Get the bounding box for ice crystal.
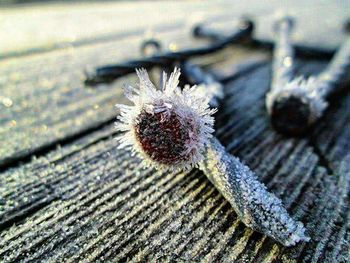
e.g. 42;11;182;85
115;68;216;170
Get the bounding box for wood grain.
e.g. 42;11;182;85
1;60;349;262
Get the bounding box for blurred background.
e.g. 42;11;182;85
1;0;349;59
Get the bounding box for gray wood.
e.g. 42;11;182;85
1;60;349;262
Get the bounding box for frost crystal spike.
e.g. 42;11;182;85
115;67;309;246
182;61;224;108
267;16;350;135
140;37;224;108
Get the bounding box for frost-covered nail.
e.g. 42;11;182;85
115;67;309;246
201;137;309;246
116;68;216;170
266;16;304;135
267;17;350;135
270;16;296;91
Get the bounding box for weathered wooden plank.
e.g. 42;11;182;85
1;61;349;262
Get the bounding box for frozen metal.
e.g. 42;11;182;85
200;137;309;246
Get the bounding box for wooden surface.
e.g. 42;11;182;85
1;1;350;262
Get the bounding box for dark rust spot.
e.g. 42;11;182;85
271;96;311;136
135;110;193;165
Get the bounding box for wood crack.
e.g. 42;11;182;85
307;135;334;175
